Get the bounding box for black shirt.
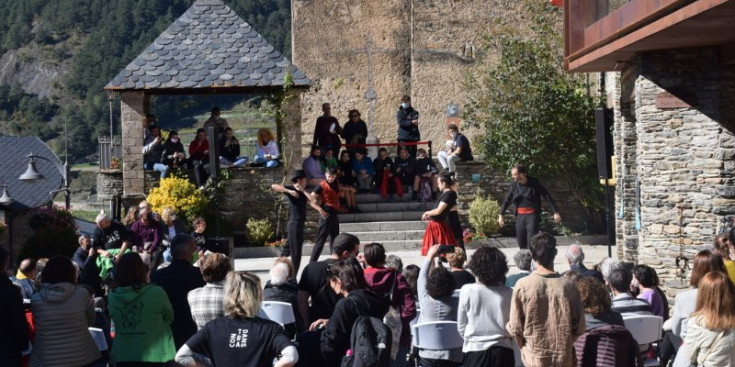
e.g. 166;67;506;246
283;185;308;221
451;270;476;290
454;133;473;161
297;258;340;320
338;160;355;186
394;155;415;177
342;119;368;145
185;316;293;367
430;190;457;221
93;221;130;250
192;232;207;251
500;176;558;215
414;157;437;175
151;259;206;348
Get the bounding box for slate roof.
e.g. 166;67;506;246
0;136;64;210
104;0;310;92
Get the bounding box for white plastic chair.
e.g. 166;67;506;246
89;327;108;352
261;301;296;326
622;314;663;345
452;289;461;298
412;321;464;350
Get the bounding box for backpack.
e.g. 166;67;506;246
419;178;433;202
341;315;392;367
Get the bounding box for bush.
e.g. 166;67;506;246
147;177;209;228
19;206;79;259
246;218;274;246
469;195;501;236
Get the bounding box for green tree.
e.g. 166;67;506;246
464;0;602;231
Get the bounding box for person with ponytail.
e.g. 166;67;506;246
420;174;458;256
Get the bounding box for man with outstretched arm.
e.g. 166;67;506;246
271;169;311;275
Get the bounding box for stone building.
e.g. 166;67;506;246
564;0;735;285
291;0;523;155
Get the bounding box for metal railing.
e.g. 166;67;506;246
98;136;122;169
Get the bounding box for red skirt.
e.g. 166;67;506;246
421;220;457;256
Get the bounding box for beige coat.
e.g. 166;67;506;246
673;316;735;367
30;282;100;367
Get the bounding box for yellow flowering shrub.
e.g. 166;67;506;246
147;177;209;225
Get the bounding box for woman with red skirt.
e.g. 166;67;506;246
420;174;458;256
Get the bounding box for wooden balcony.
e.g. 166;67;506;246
564;0;735;72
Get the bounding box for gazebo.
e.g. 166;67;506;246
104;0;310;198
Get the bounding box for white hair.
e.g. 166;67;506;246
565;244;584;265
95;210;109;224
269;262;290;286
598;257;624;282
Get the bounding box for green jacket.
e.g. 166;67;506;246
109;283;175;363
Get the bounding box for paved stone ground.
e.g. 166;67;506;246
235;238;614;284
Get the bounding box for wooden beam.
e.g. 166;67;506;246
722;42;735;65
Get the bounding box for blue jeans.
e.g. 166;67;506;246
220;156;248;167
144;161;169;178
254;156;279;168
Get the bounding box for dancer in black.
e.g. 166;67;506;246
271;170;312;275
498;164;561;249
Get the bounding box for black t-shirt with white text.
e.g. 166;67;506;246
283;185;308;221
192;231;207;251
185;316;292;367
93;221;130;250
430;190;457;221
297;258;340;320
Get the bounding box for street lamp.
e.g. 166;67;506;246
18;153;71;210
0;185;14;206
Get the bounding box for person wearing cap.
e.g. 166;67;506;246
272;170;312;274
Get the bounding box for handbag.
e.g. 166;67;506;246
688;330;726;367
383;271;402;360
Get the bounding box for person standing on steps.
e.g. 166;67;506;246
271;170;312;275
313;103;343;153
397;95;420;157
498;164;561;249
309;167;347;263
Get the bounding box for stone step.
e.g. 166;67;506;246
355;193;416;204
340;221;428;232
355;201;434;212
338;211;424;223
349;230;426;242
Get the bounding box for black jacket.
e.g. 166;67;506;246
0;276;29;366
219;136;241;162
151;259;205;348
500;176;558;215
72;247;104;297
396;106;420;141
264;280;305;333
342;119;368;145
161;140;186;166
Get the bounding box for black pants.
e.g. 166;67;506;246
310;212;339;263
398;139;418;157
281;220;305;275
192;159;209;187
515;213;540;249
659;330;682;367
463;346;514;367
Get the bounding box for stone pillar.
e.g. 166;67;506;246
281;90;303;171
120;91;149;196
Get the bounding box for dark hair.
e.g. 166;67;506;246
0;246;9;271
378;148;387;154
114;252;148;290
322;103;330;109
170;234;195;260
575;276;611;316
402;95;411;102
426;265;455;298
529;232;557;268
438;174;454;188
690;250;726;287
41;256;77;284
340;150;350;159
513;164;527;174
325;147;335;154
609;268;632;293
200;253;231;283
402;265;420;297
729;227;735;249
168;130;179;139
348;109;360;118
325;166;339;176
364;243;386;267
224;127;233;133
196;128;206;135
148;124;159;133
447;124;458;132
19;258;38;275
714;234;730;258
632;264;658;288
310;145;321;154
333;233;360;256
468;246;508;286
212;107;221;113
329;257;366;292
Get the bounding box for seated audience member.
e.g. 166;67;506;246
402;264;420;301
673;272;735;367
506;232;585;367
30;256;101;367
142;125;169;178
713;233;735;283
415;245;462;367
663;251;725;367
447;247;475;289
11;258;37;301
303;145;326;187
188;253;231;330
130;203;161;257
505;249;532;287
142;113;156;140
73;235;104;297
298;257;390;367
176;271;298;367
338;150;357;187
219;127;248;167
254;128;280;168
334;156;359;213
342;109;368;151
188;128;210;188
565;244;604;283
321;147;339;171
437;124;473;175
575;276;624;331
394;146;416;190
609;268;653;315
297;233;359;326
413;148;439;200
458;246;515;367
362;243;417;348
93;211;131;262
0;247;29;367
352;149;375;193
122;207;137;228
160;206;187;246
161;130;188;169
264;257;303;336
385;254;404;273
598;257;624;287
109;253;175;366
191;217;207;253
374;147;401;199
151;234;206;349
632;265;667;319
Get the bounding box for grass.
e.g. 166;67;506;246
72;209;98;223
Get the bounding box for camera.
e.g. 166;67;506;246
438;245;455;254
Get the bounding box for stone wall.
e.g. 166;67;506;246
97;170;123;201
218;167;288;233
120;92;149;195
613;48;735;284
